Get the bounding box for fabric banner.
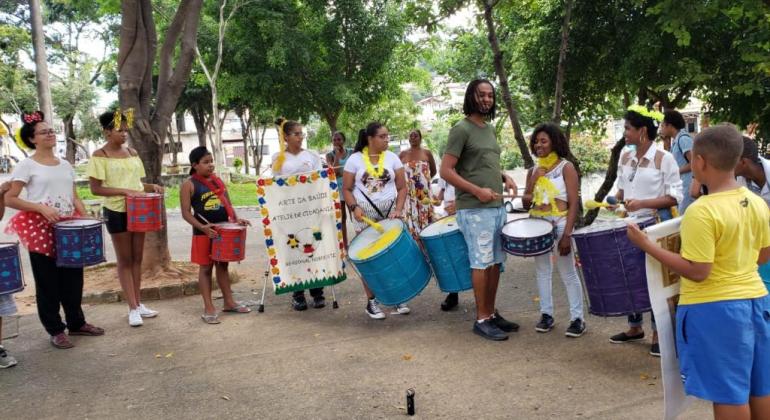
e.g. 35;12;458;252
644;218;697;420
256;168;346;294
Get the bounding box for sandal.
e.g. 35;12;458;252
201;313;221;324
222;303;251;314
69;323;105;336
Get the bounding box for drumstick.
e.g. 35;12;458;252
361;216;385;233
195;214;213;225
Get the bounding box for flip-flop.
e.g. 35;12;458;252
222;303;251;314
201;313;221;324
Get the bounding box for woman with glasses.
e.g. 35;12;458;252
343;122;408;319
271;118;326;311
608;106;683;357
5;111;104;349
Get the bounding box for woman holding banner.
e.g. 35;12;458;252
342;122;408;319
272;118;327;311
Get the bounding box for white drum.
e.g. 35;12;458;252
500;218;555;257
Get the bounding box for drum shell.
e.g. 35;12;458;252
211;224;247;262
350;220;431;305
54;220;106;268
501;219;555;257
0;243;24;295
126;194;163;232
420;219;472;293
572;218;655;316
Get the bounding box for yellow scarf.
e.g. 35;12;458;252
272;120;288;174
530;152;567;217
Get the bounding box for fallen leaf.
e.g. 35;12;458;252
165;352;174;358
155;354;161;358
221;395;231;401
402;353;413;361
640;373;649;380
533;296;540;302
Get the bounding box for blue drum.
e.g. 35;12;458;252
0;243;24;295
420;216;472;293
54;219;106;268
759;261;770;292
349;219;431;305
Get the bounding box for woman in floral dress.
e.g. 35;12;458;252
399;129;436;238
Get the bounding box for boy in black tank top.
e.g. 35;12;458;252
180;147;252;324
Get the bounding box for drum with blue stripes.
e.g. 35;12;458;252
420;216;472;293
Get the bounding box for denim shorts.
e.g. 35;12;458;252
456;206;507;269
676;294;770;404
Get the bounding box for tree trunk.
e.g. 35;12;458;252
480;0;534;168
191;107;207;147
255;123;267;173
118;0;203;273
325;113;338;134
29;0;54;123
552;0;573;123
583;137;626;225
236;108;250;175
63;114;77;163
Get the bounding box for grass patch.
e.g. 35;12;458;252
76;182;257;210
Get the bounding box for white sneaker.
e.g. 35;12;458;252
138;303;159;318
0;345;17;369
393;303;411;315
128;309;143;327
365;299;386;319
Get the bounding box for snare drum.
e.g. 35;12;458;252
572;217;655;316
127;193;163;232
419;216;472;293
349;219;431;305
501;218;555;257
211;223;247;262
0;243;24;295
54;219;106;268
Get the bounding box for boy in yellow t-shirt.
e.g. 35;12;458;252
627;124;770;420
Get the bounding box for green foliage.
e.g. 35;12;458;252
0;24;37;115
568;135;610;174
233;157;243;173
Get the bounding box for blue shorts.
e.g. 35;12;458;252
456;206;507;270
676;295;770;404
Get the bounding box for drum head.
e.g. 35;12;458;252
349;219;403;258
419;216;459;238
506;212;530;224
215;222;245;231
55;219;102;228
502;218;552;238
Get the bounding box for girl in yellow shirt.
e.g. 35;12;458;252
86;110;164;328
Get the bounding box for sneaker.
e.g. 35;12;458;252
650;343;661;357
138;303;159;318
292;295;308;311
609;331;645;344
393;303;410;315
565;318;586;338
50;332;75;349
473;319;508;341
128;309;144;327
311;295;326;309
491;310;519;332
0;346;17;368
365;299;386;320
440;293;459;311
535;313;554;333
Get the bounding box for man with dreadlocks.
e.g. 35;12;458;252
439;79;519;341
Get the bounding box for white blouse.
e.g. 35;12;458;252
616;142;683;217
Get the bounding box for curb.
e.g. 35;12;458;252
82;272;241;305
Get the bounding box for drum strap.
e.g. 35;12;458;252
191;174;235;222
357;188;392;219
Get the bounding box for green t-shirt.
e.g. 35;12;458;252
444;118;503;210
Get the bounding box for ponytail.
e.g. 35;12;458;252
353;121;385;153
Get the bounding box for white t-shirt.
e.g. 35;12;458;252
344;151;403;203
271;150;322;176
11;157;76;216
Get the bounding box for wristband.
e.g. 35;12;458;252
349;203;359;212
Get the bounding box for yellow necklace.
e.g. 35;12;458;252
362;147;385;178
537;151;559;169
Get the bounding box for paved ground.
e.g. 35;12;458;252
0;209;712;419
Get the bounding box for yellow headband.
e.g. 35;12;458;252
112;107;135;129
627;105;664;123
272;119;288;173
